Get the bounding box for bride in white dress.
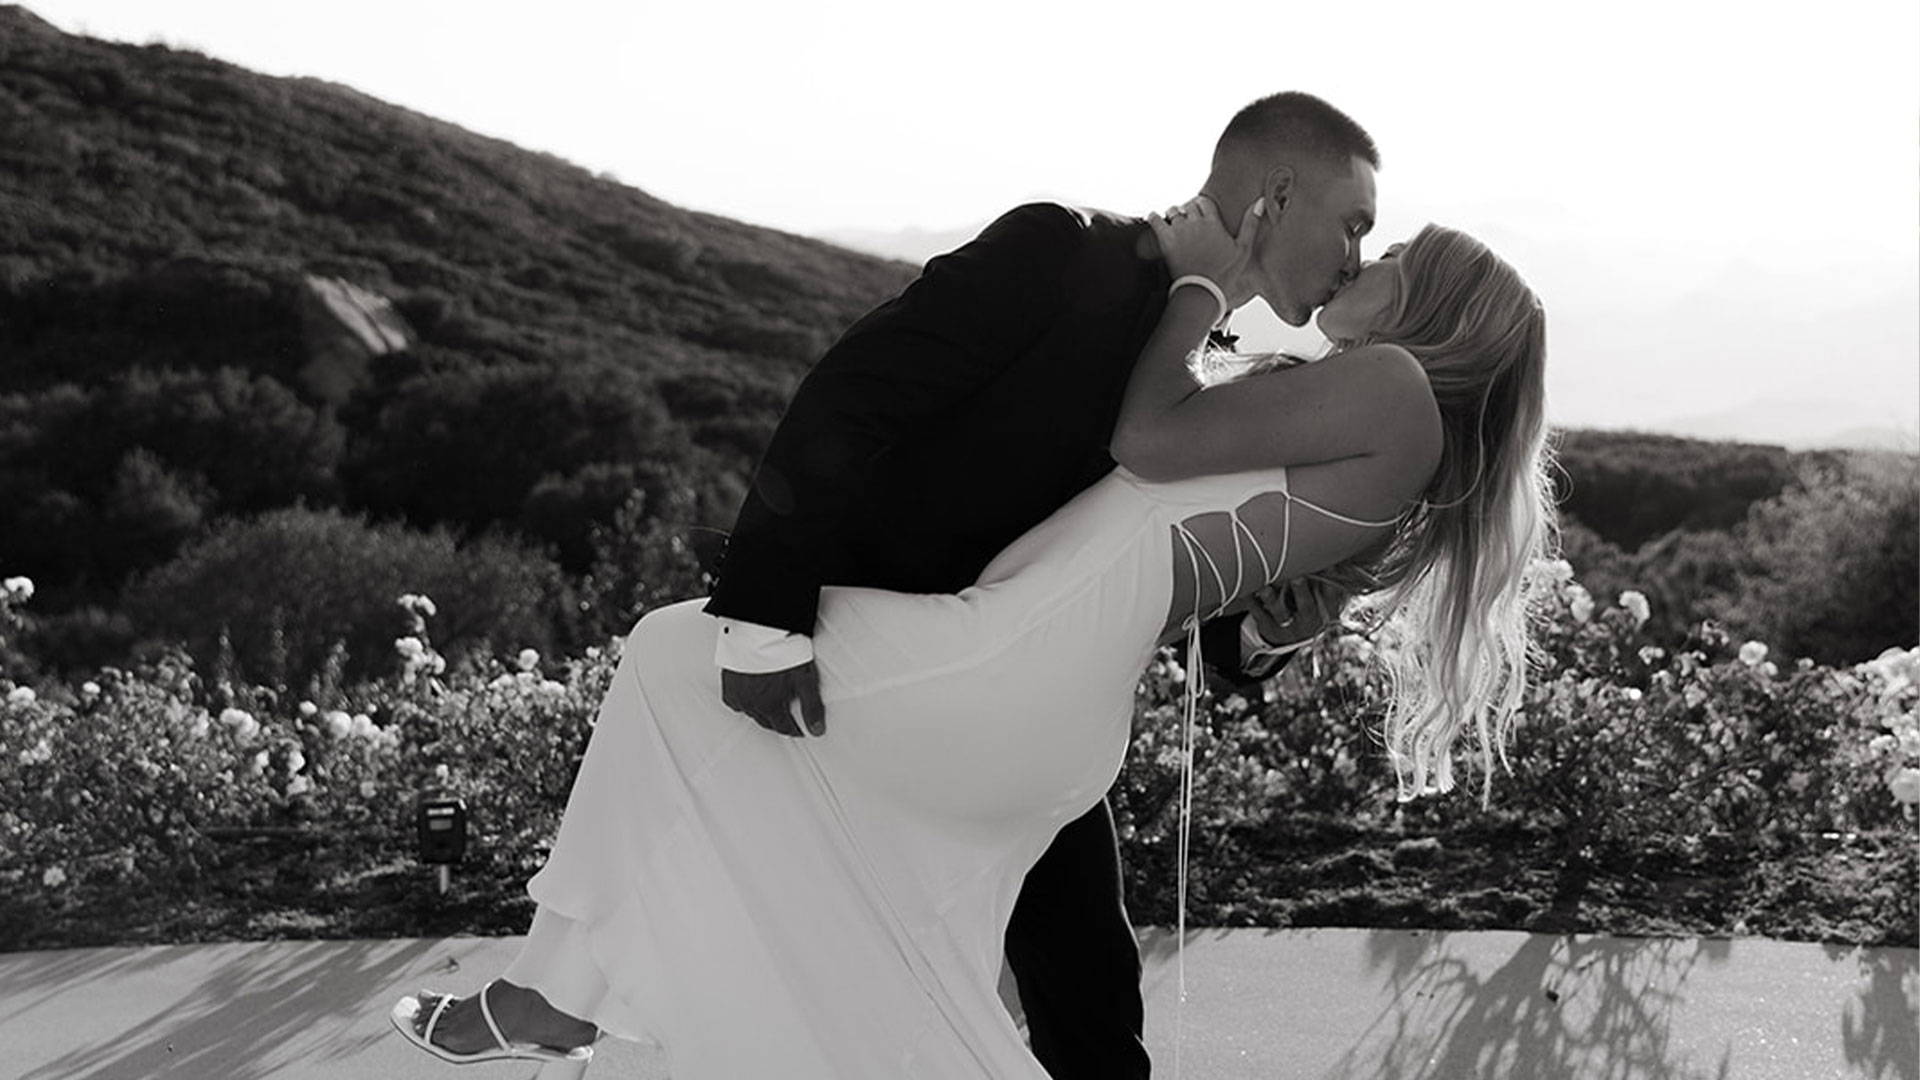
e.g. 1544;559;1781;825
389;199;1555;1078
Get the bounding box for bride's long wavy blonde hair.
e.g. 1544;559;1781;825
1220;224;1558;803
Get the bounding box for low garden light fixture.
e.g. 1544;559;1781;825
416;790;467;894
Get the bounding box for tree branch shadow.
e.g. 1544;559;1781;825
1315;931;1732;1080
16;938;443;1080
1839;943;1919;1080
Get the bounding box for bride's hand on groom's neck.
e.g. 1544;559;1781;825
1149;196;1266;309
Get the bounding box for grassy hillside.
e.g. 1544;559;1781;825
0;6;914;385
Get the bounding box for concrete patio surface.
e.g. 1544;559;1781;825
3;927;1914;1079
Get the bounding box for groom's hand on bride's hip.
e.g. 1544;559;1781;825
721;663;827;737
1248;576;1348;646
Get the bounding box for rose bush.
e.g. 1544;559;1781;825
1;569;1913;947
1112;559;1918;920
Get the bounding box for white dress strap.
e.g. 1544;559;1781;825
1283;491;1406;530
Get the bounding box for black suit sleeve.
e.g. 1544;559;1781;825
705;203;1086;635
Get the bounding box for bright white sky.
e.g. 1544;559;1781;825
27;0;1920;444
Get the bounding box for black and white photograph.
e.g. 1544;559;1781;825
1;1;1916;1077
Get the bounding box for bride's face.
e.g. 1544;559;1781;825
1315;242;1405;345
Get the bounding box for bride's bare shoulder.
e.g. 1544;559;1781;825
1328;343;1442;480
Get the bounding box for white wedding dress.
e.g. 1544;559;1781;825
500;462;1398;1079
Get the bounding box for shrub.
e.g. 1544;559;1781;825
577;487;714;639
0;601;617;945
342;360;681;532
1113;561;1920;909
1706;453;1919;666
122;506;573;685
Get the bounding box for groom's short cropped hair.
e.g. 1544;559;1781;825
1216;92;1380;170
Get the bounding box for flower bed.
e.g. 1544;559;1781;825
1;569;1915;951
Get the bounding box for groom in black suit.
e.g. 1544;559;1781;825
706;91;1380;1079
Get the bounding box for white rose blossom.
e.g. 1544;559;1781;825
517;649;541;672
80;681;101;698
1889;768;1920;806
7;686;35;705
3;576;33;601
1738;641;1769;667
287;774;312;797
325;711;351;740
1567;585;1594;623
1618;590;1650;627
42;866;65;888
299;701;319;717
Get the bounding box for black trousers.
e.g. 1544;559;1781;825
1004;796;1151;1080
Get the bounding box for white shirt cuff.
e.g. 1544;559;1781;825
714;617;815;673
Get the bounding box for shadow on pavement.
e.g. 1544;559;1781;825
1842;944;1920;1080
1330;932;1730;1080
17;939;441;1080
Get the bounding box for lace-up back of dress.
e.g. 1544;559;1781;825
1147;467;1406;636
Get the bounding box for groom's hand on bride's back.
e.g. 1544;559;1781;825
721;663;827;738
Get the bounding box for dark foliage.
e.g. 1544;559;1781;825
1550;429;1825;551
121;506;575;685
1561;452;1918;665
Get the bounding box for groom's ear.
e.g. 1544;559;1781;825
1263;164;1297;218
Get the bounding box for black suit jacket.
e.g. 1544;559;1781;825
705;202;1278;684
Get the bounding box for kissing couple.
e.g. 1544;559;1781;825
390;90;1555;1079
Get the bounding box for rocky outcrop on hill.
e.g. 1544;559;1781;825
295;275;412;403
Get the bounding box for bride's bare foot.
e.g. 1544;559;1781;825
411;979;599;1055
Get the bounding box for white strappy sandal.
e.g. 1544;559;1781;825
389;980;594;1077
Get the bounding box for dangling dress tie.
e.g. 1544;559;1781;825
1162;478;1401;1080
1168;507;1260;1080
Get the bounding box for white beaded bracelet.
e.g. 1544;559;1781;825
1168;274;1228;328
